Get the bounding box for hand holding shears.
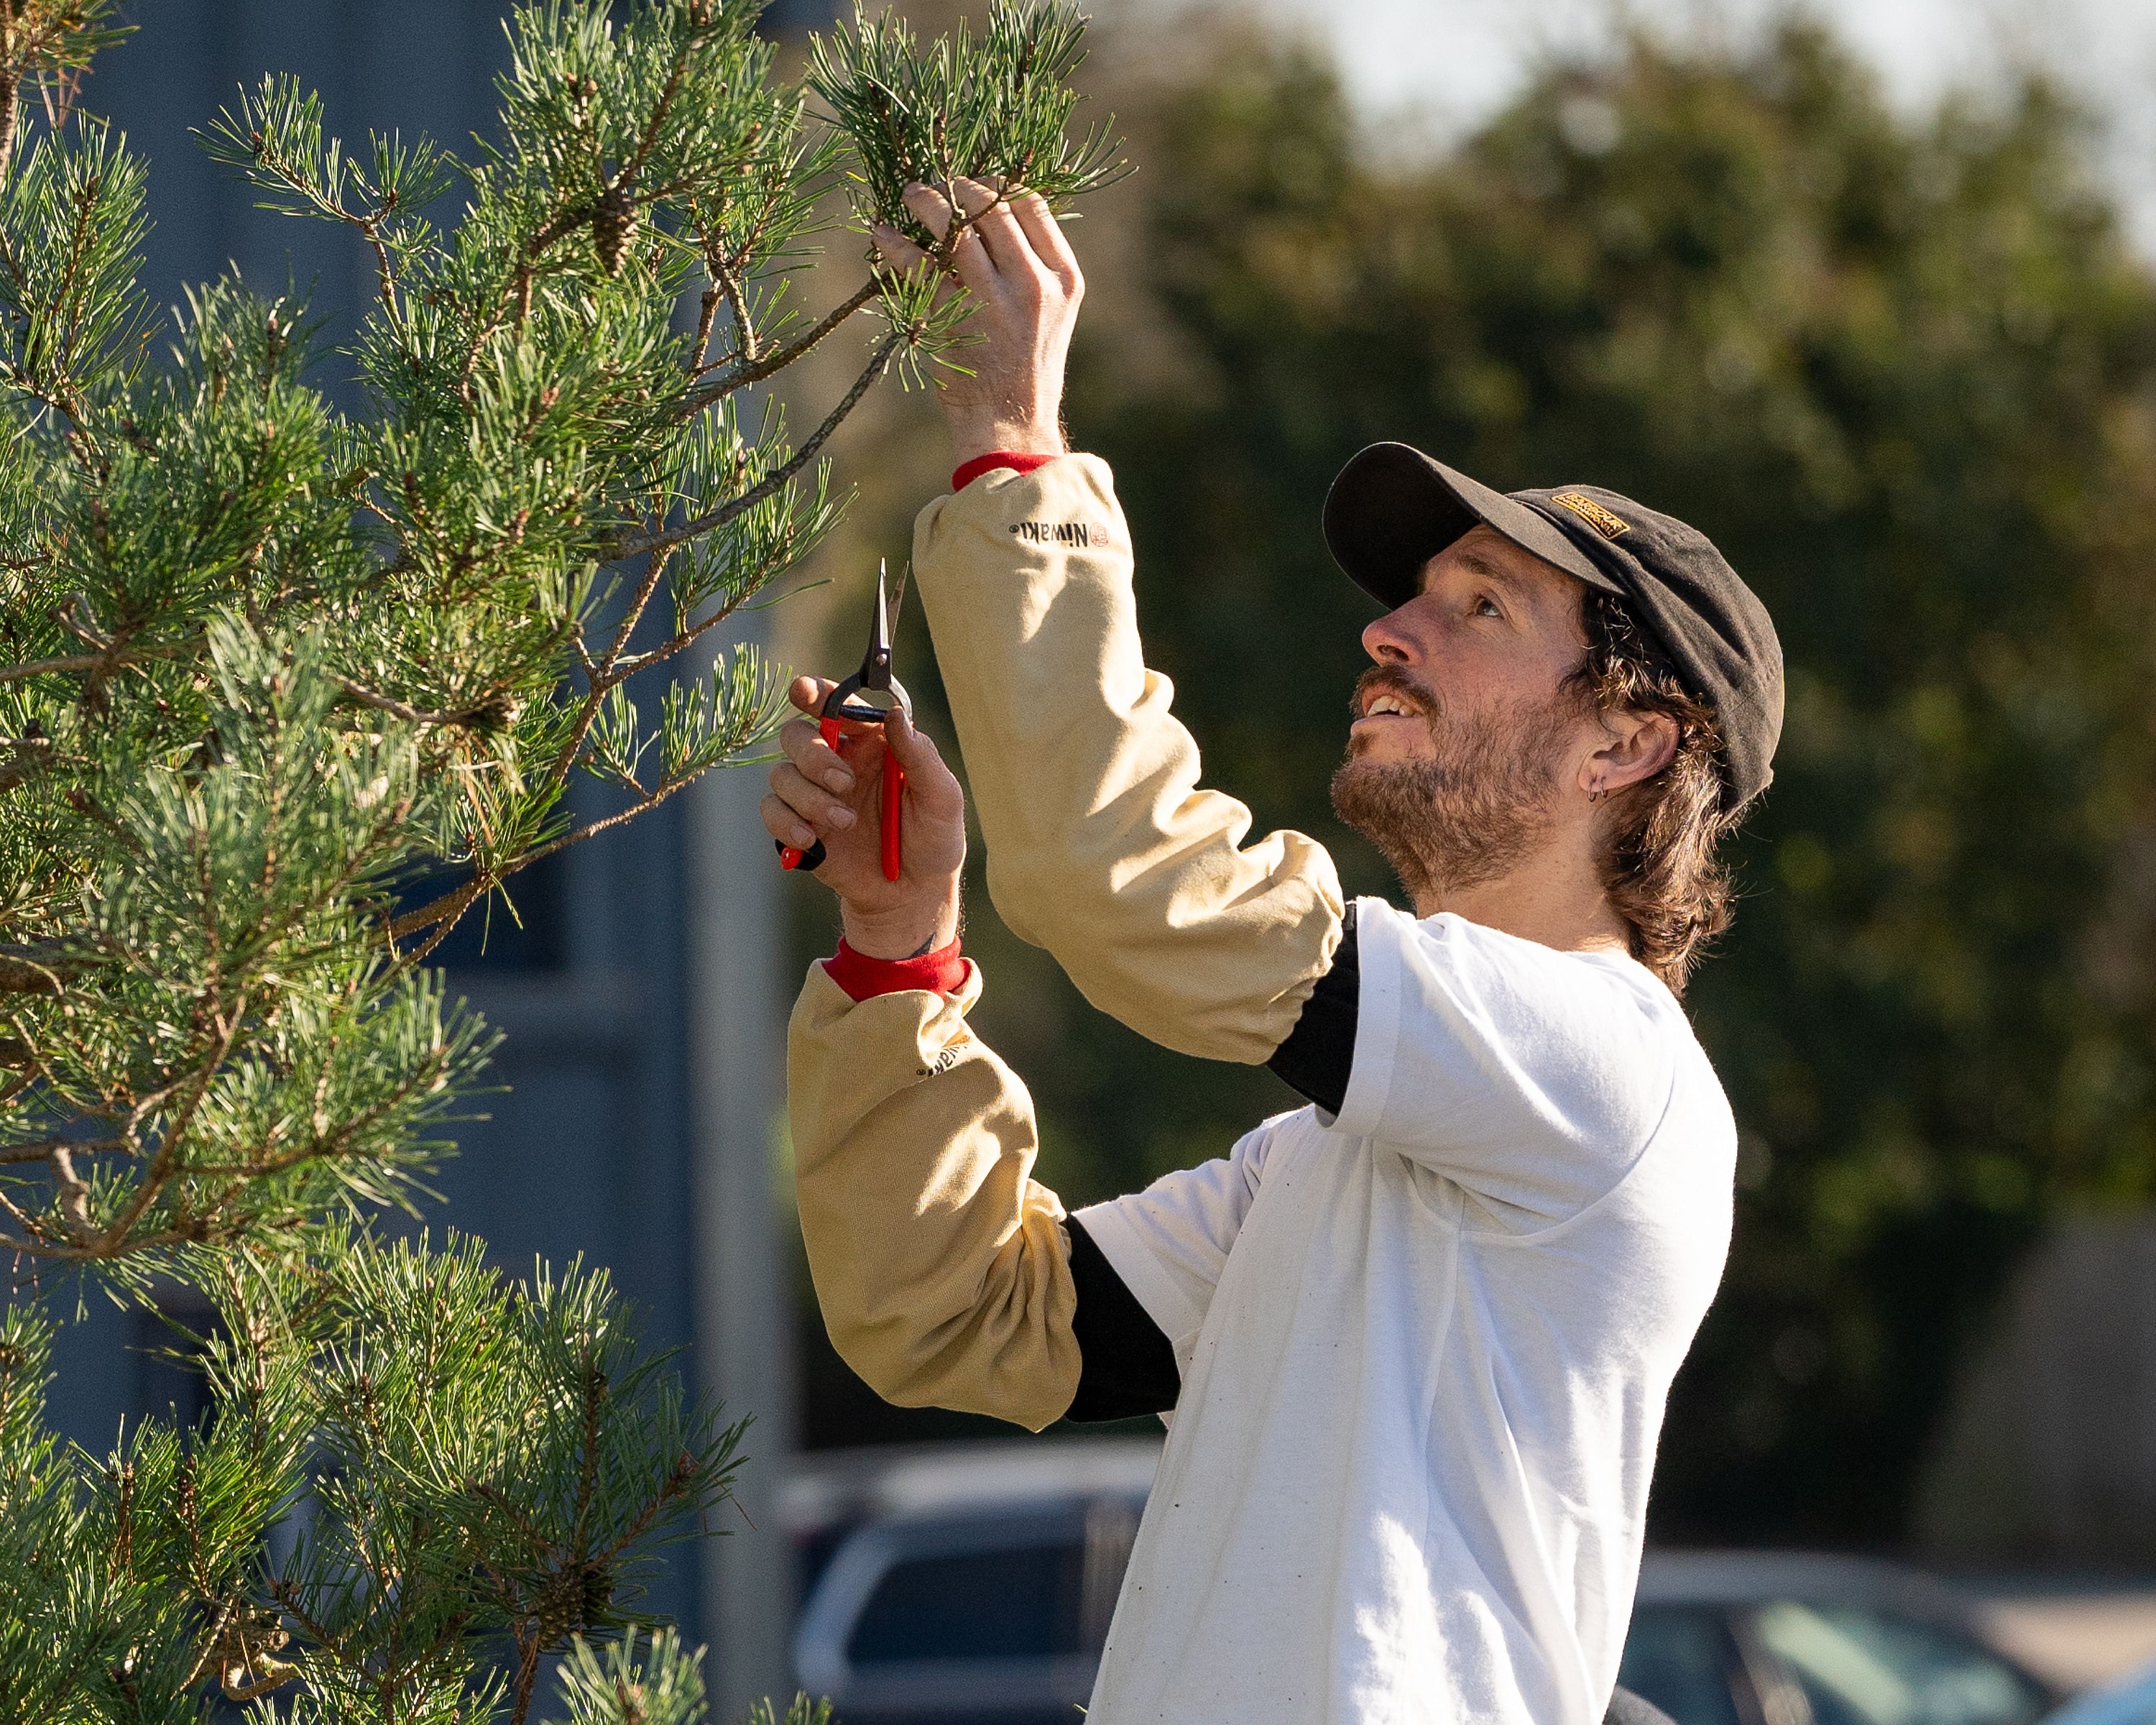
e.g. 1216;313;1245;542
764;561;967;954
775;559;912;880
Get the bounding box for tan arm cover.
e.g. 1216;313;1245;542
911;456;1344;1064
787;960;1079;1432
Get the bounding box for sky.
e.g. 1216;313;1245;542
1215;0;2156;248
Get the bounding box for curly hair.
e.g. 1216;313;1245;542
1565;590;1742;995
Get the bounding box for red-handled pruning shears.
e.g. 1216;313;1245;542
777;558;913;882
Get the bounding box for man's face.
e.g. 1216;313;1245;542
1331;525;1598;901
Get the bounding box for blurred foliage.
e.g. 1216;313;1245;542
844;17;2156;1535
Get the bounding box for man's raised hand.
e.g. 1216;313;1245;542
763;675;967;960
871;177;1082;467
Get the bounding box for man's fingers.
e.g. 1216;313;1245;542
903;182;1000;296
760;792;819;852
872;228;965;317
770;762;857;829
947;175;1001;220
784;684;888;788
915;208;997;297
946;224;999;297
779;715;854;793
949;177;1031;277
1009;191;1081;285
870;224;930;274
900;180;957;240
882;705;936;770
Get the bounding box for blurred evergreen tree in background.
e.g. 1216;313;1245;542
827;14;2156;1542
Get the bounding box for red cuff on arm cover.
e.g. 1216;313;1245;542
951;451;1059;492
822;937;969;1002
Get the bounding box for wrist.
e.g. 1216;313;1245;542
946;413;1065;469
840;887;961;961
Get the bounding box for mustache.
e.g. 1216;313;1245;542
1350;666;1442;723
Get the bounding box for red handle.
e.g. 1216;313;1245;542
881;753;904;882
779;714;901;880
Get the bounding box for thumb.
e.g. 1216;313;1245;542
883;707;952;784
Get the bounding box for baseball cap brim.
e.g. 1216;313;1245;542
1322;442;1623;610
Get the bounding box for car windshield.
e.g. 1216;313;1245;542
1749;1603;2049;1725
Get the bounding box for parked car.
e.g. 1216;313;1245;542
1623;1552;2057;1725
783;1439;1158;1725
782;1443;2057;1725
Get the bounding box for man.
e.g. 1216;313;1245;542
763;180;1781;1725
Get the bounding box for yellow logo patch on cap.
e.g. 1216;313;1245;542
1552;492;1631;540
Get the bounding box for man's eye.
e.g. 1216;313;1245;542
1473;596;1501;619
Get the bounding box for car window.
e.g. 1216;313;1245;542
1619;1605;1747;1725
845;1537;1088;1665
1749;1603;2047;1725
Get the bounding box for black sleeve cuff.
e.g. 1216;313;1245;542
1265;902;1359;1116
1065;1215;1180;1422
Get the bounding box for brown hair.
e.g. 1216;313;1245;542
1566;590;1741;995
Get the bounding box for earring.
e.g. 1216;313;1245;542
1589;782;1606;805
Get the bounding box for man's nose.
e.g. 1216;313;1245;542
1361;606;1418;666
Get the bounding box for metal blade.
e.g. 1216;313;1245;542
864;556;895;688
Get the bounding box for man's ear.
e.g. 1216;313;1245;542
1584;709;1680;797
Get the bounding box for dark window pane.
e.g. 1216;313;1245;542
1620;1606;1746;1725
847;1540;1087;1665
1749;1604;2048;1725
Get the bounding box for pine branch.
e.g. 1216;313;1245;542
686;274;880;402
324;668;517;731
0;941;75;993
606;322;903;564
0;732;52;791
386;870;489;946
0;1132;119;1163
708;252;758;367
242;128;402;316
0;635;193;684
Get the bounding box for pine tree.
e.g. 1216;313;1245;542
0;1;1120;1718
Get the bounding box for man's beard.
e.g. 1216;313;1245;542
1330;669;1579;903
